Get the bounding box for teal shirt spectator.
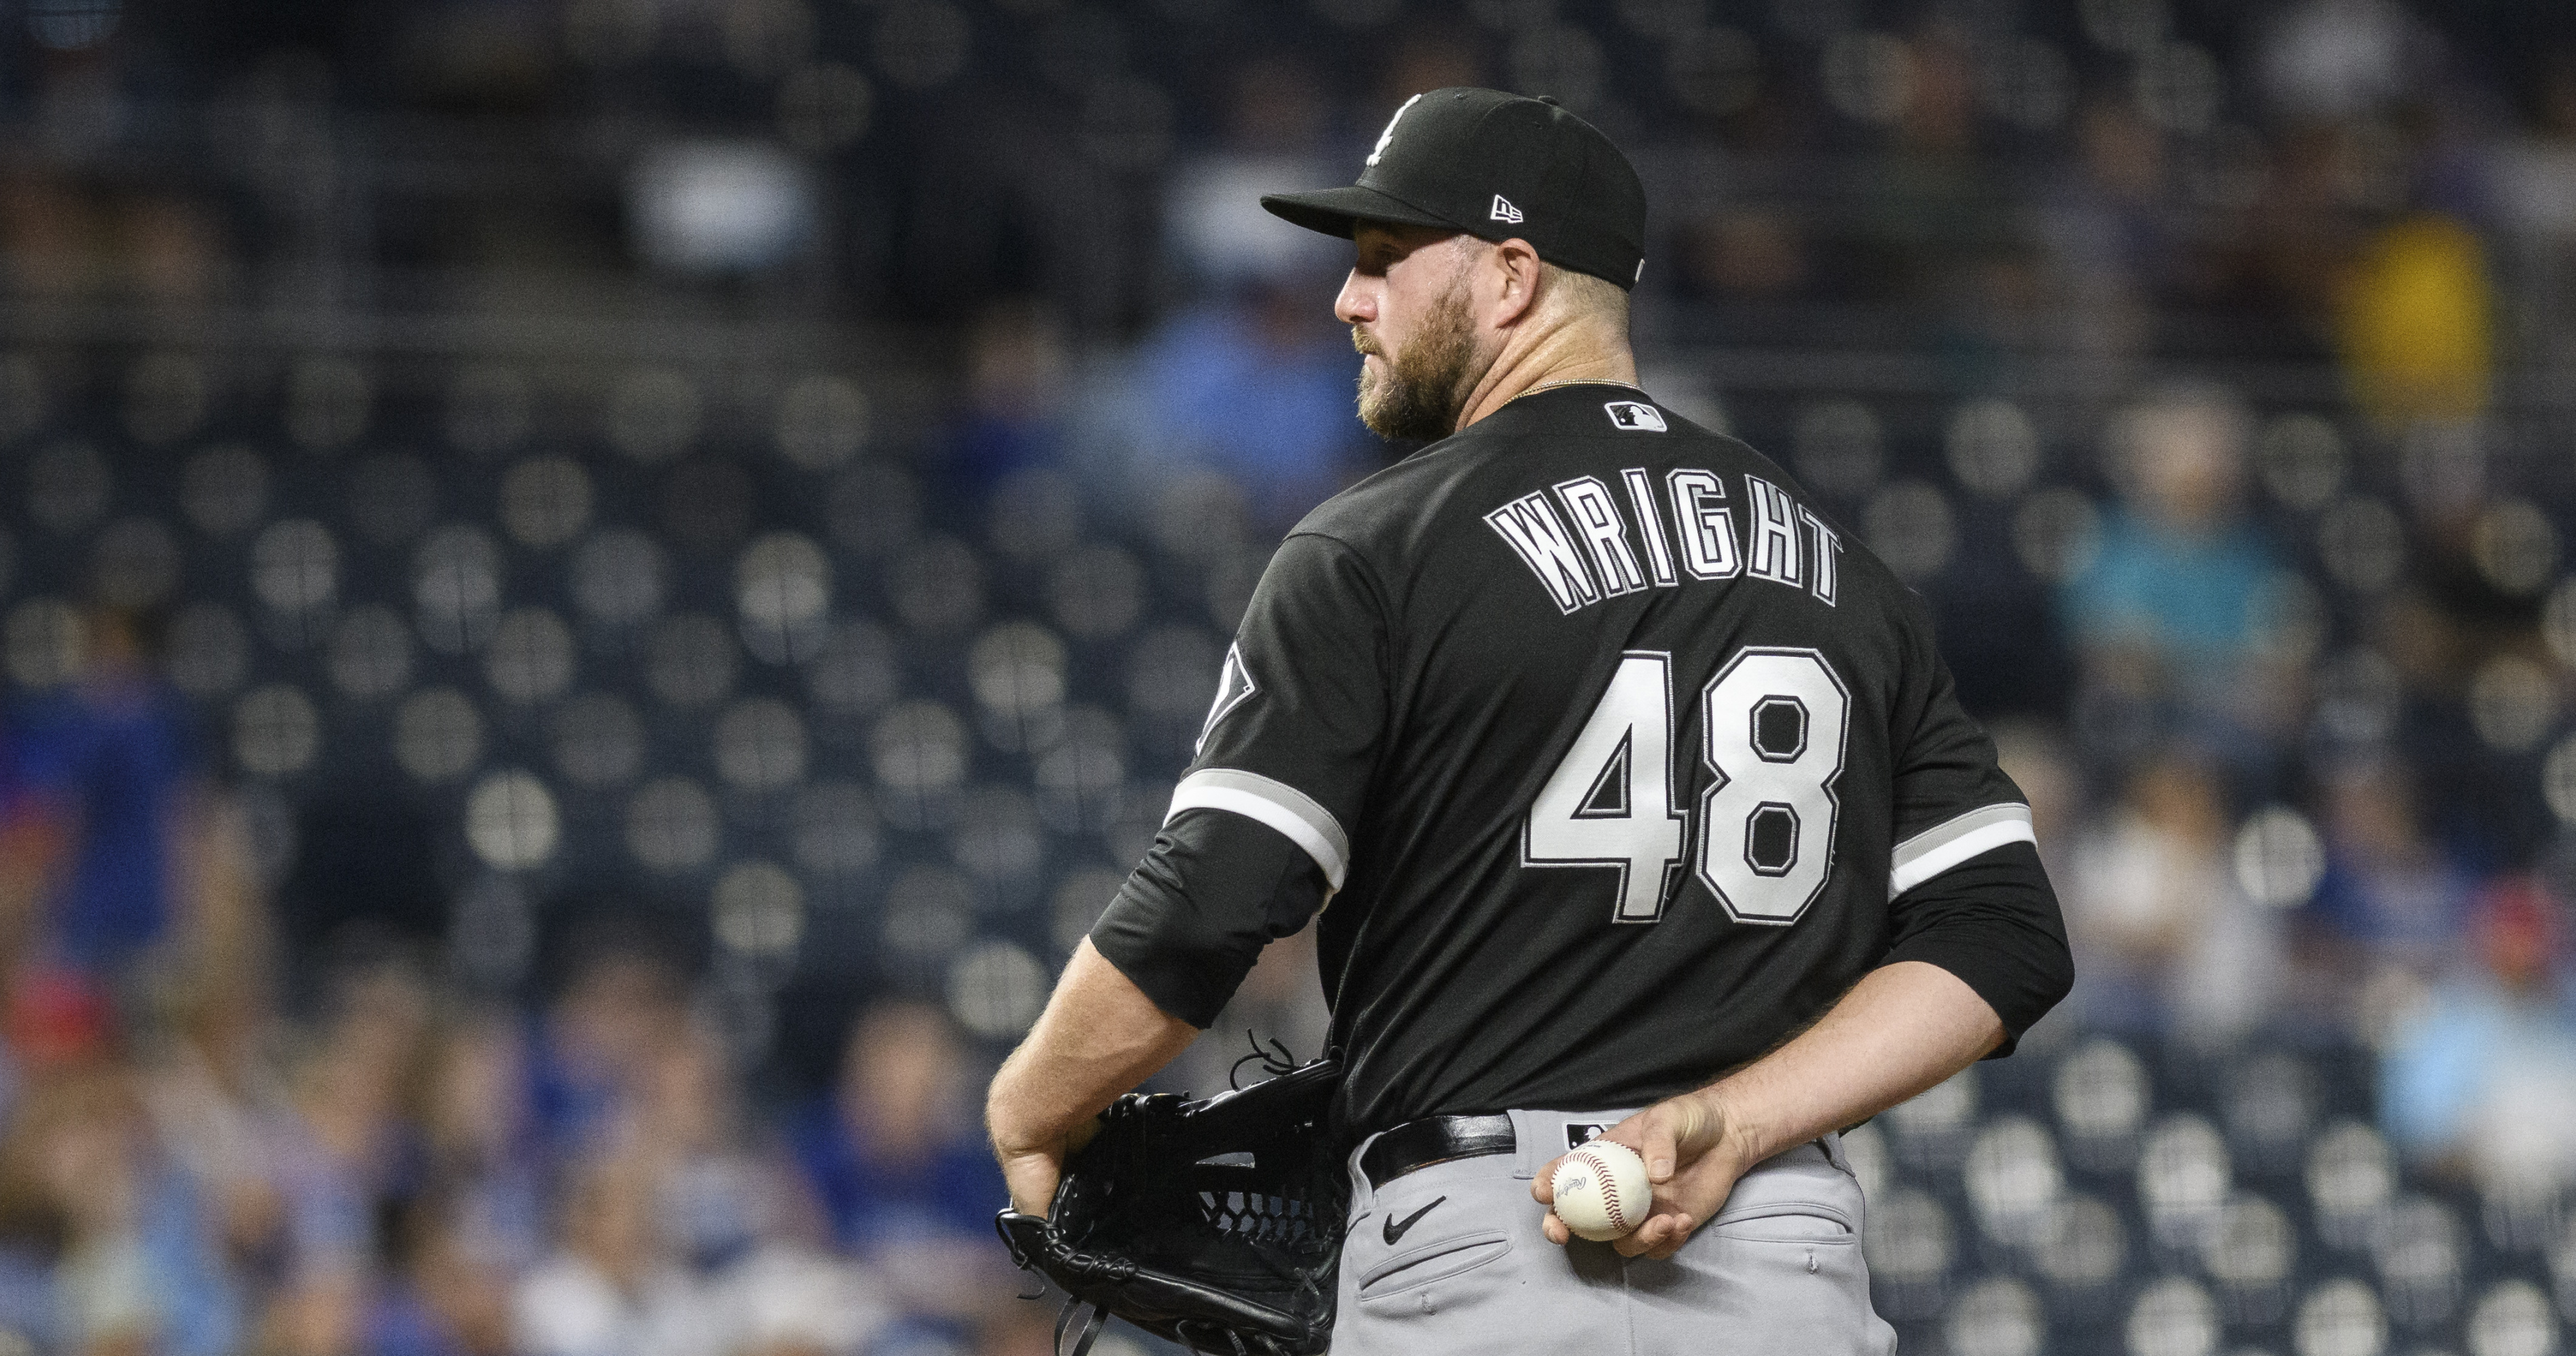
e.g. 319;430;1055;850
2061;509;2278;668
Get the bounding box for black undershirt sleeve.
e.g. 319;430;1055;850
1088;808;1334;1029
1879;841;2072;1058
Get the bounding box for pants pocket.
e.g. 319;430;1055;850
1650;1202;1891;1356
1356;1230;1512;1301
1706;1199;1858;1245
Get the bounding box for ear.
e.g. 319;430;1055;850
1484;237;1544;328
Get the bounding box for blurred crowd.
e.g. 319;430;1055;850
1992;377;2576;1199
4;0;2574;358
0;651;1051;1356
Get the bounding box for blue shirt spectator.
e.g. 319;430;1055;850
787;1003;1005;1251
12;610;197;978
2380;878;2576;1185
787;1100;1003;1252
784;1002;1013;1332
1127;287;1366;527
2310;758;2475;969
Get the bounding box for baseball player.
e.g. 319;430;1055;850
988;88;2072;1352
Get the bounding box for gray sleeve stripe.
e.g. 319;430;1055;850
1888;803;2036;899
1164;768;1352;890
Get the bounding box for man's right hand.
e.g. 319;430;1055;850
1531;1089;1753;1260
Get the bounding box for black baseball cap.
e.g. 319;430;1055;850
1261;87;1647;291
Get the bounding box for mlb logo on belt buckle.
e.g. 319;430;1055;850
1566;1123;1609;1149
1604;401;1666;433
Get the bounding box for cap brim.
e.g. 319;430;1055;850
1260;184;1462;239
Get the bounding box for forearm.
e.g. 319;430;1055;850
1695;960;2003;1170
986;939;1203;1158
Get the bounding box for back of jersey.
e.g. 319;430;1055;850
1173;384;2027;1132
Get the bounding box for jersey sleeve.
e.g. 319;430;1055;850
1876;599;2071;1052
1885;601;2035;898
1168;531;1388;885
1088;531;1388;1025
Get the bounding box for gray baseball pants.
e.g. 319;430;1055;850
1329;1108;1898;1355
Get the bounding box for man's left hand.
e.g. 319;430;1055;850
1531;1090;1750;1260
999;1116;1103;1217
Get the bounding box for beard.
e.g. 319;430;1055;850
1354;275;1480;443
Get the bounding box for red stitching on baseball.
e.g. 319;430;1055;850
1584;1146;1630;1233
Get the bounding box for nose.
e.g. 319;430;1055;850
1333;269;1373;326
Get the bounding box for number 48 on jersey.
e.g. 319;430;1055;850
1523;647;1851;926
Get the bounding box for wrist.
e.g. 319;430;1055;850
986;1085;1055;1159
1689;1087;1767;1172
988;1094;1092;1161
990;1109;1066;1159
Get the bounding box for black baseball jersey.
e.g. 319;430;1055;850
1093;382;2068;1134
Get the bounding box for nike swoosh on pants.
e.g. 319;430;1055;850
1382;1195;1447;1245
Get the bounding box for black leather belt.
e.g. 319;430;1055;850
1360;1113;1516;1189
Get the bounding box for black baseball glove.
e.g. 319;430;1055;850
995;1050;1347;1356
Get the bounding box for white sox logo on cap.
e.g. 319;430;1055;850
1365;93;1423;168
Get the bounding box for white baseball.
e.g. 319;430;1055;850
1550;1140;1650;1242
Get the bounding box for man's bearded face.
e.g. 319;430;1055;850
1353;262;1480;443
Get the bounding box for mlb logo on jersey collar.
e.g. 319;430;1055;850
1605;401;1667;433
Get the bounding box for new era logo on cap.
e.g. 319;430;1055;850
1605;401;1667;432
1490;195;1523;224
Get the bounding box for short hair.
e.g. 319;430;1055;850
1440;235;1629;330
1542;262;1630;331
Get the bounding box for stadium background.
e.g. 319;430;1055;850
0;0;2574;1352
